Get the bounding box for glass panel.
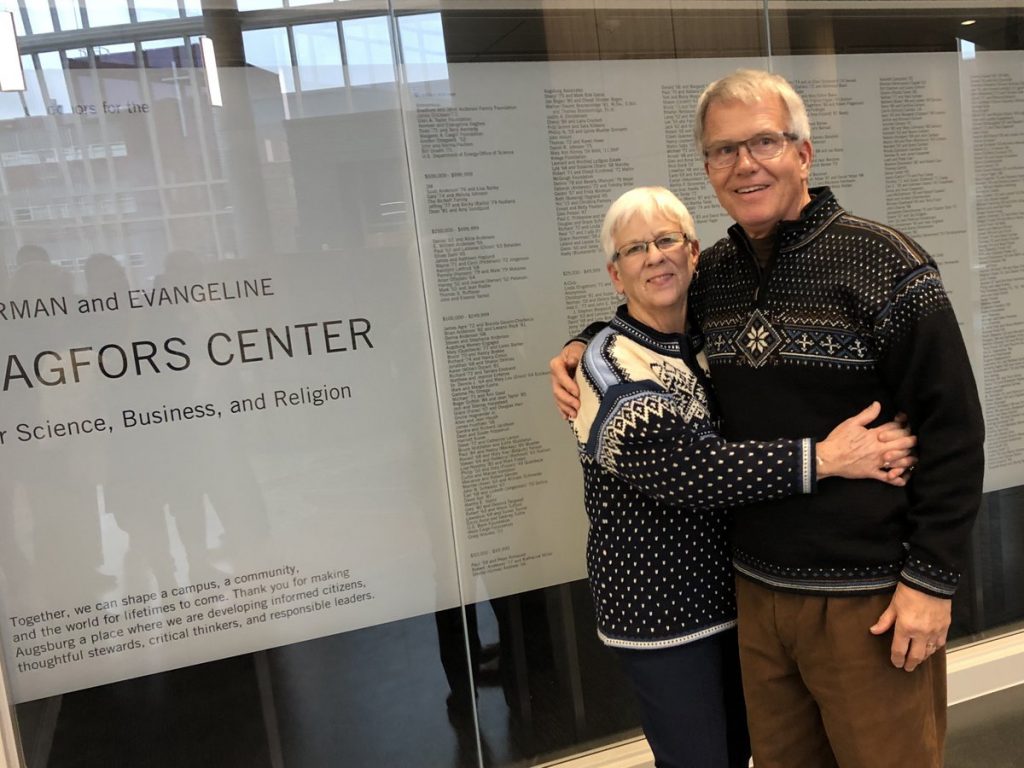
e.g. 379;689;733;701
398;12;448;82
0;89;24;120
237;0;283;11
293;21;344;91
94;43;138;68
84;0;130;27
5;26;471;768
54;0;83;31
141;38;193;69
134;0;183;23
23;0;54;35
341;15;394;86
38;51;72;114
20;55;47;117
1;4;1022;768
762;0;1024;647
242;26;295;93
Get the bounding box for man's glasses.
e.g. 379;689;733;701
613;232;691;261
703;131;799;169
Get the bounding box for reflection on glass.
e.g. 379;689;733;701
134;0;183;23
398;12;448;83
241;27;295;93
141;38;194;68
23;0;54;35
84;0;129;27
20;55;45;116
38;51;72;114
184;0;202;17
0;88;23;120
294;21;344;91
0;1;26;36
54;0;83;31
342;16;394;86
237;0;283;11
94;43;138;68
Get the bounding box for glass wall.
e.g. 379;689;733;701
0;2;1021;766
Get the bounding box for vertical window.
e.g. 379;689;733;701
0;85;23;120
398;13;448;83
54;0;83;31
20;55;47;116
134;0;183;23
23;0;54;35
141;38;192;69
237;0;283;11
93;42;137;68
38;50;72;114
342;16;395;86
294;22;344;91
242;27;295;93
84;0;130;27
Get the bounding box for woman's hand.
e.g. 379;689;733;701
816;402;918;485
550;342;586;419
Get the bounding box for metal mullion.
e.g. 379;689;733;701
285;23;303;117
128;0;139;26
77;0;90;33
16;1;31;36
335;17;351;88
48;1;61;34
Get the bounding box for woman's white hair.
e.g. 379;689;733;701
600;186;696;263
694;68;811;152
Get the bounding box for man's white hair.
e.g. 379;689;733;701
694;68;812;151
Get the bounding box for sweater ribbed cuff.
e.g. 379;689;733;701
899;554;959;598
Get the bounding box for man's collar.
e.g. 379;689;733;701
728;186;841;253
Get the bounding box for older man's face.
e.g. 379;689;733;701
702;95;813;239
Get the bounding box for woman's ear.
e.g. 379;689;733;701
606;260;625;295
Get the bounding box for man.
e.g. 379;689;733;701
550;69;985;767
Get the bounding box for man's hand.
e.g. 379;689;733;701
869;583;950;671
550;341;585;419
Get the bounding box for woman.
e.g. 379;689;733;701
569;187;914;768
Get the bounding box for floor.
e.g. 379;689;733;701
946;682;1024;768
11;582;1024;768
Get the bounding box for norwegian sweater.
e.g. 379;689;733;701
690;187;985;598
571;305;815;649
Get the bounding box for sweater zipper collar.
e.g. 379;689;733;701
727;187;836;309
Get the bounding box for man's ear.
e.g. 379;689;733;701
797;138;814;180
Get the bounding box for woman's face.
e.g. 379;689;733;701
607;211;698;333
